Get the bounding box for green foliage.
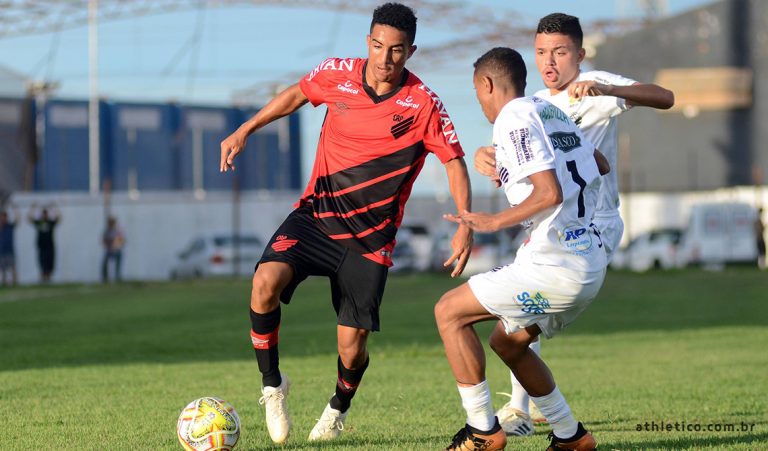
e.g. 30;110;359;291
0;269;766;450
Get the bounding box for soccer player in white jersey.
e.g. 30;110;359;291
475;13;674;436
436;47;609;451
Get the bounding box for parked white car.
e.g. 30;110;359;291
611;228;683;272
675;202;758;267
170;234;264;279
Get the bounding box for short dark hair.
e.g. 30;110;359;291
473;47;527;95
371;2;417;45
537;13;583;47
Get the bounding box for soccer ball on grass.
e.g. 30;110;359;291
177;396;240;451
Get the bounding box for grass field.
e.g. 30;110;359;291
0;268;766;450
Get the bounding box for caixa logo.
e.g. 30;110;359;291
559;225;593;255
336;80;359;95
396;95;420;109
549;132;581;153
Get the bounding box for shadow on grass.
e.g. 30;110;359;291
0;269;766;372
607;431;768;450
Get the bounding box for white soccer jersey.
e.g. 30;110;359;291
493;96;606;272
534;70;636;215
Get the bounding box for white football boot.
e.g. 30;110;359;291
308;403;347;441
529;399;548;425
258;374;292;444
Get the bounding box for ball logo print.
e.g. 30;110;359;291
177;397;240;451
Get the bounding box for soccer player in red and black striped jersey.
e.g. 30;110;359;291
219;3;473;444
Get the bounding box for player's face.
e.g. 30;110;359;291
472;73;495;123
366;24;415;84
534;32;585;93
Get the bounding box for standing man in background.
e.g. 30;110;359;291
475;12;674;436
29;204;61;284
219;2;472;445
102;216;126;283
0;206;19;286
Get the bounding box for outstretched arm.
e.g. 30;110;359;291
444;169;562;233
594;149;610;176
568;81;674;110
443;157;473;278
220;83;309;172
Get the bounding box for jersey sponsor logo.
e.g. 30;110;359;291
549;132;581;153
517;291;551;314
558;224;593;255
306;58;355;82
539;105;570;124
336;80;359;95
391;116;415;138
396;95;420;109
392;114;404;122
498;166;510;184
509;128;533;164
333;102;349;115
271;235;298;252
418;84;459;144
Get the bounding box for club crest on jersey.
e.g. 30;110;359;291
271;235;298;252
558;225;593;255
336;80;359;95
549;132;581;153
396;95;420;109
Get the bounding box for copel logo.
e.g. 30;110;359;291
336;80;359;95
396;95;420;109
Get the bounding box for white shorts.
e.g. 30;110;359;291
593;212;624;263
468;261;606;339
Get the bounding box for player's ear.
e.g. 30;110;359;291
366;34;372;47
408;44;417;57
577;47;586;64
482;75;494;94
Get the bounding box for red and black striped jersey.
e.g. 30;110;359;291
297;57;464;266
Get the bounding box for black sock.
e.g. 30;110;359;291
329;355;369;412
249;307;281;387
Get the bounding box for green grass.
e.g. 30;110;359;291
0;269;766;450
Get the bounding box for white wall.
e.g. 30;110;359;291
6;186;767;285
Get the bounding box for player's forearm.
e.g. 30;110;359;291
239;83;309;136
609;83;674;109
492;173;562;230
445;158;472;214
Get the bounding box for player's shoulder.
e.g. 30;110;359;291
503;96;550;120
304;57;364;83
403;72;444;108
579;70;636;86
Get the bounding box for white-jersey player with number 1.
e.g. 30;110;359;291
437;47;611;451
476;13;674;437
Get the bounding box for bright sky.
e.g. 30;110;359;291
0;0;714;195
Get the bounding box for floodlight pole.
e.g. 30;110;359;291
88;0;100;195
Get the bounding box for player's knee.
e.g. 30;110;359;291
489;329;530;361
250;273;280;312
338;335;368;368
434;293;456;332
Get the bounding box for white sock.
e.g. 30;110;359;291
508;339;541;415
530;386;578;439
458;380;496;432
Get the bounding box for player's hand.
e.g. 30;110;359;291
568;80;611;99
443;210;499;233
473;146;501;188
442;224;473;278
220;129;247;172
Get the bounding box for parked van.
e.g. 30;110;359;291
676;202;758;267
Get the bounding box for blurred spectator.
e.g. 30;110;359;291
101;216;125;282
756;207;766;269
0;206;19;286
29;204;61;283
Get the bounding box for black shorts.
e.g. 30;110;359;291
258;205;389;331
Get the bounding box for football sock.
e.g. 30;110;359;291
330;355;369;413
249;307;281;388
530;386;578;439
458;380;496;432
508;338;540;414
